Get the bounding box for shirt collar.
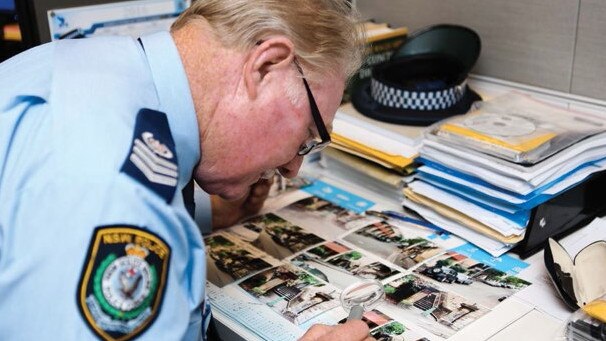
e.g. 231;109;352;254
139;31;200;191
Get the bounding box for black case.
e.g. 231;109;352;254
512;170;606;259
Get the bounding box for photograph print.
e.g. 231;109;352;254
337;309;393;329
238;264;340;325
276;196;381;239
228;213;325;260
325;250;401;282
370;321;429;341
306;241;351;260
289;241;401;289
289;242;359;290
413;251;531;308
204;233;276;287
335;309;429;341
268;174;313;198
383;274;490;338
343;222;444;270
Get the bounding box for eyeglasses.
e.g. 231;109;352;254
294;60;331;156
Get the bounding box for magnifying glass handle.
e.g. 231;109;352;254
347;304;364;321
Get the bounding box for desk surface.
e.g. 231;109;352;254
211;76;606;340
212;166;605;341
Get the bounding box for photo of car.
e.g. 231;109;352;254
414;251;531;309
421;266;472;285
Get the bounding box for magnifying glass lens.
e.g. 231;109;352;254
340;280;384;320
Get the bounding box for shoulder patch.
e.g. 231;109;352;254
121;108;179;203
77;226;171;341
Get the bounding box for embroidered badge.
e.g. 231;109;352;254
121;108;179;203
78;226;171;341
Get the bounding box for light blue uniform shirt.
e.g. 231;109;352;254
0;31;210;340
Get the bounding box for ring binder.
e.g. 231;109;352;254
512;170;606;258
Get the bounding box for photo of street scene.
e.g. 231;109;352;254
238;264;340;325
370;321;429;341
335;309;429;341
337;309;392;329
384;274;490;338
326;250;401;281
290;244;401;290
290;252;358;290
343;222;444;269
268;175;313;197
228;213;325;260
276;196;381;239
204;233;276;287
414;251;532;308
307;241;351;260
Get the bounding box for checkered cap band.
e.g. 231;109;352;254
370;78;467;111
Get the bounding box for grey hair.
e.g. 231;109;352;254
172;0;365;81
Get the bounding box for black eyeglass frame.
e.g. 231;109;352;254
294;59;332;156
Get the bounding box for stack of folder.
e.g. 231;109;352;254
402;93;606;256
321;103;423;201
331;105;419;172
321;20;420;197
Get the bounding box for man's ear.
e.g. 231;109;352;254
244;36;295;99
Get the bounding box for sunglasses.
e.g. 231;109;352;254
294;59;332;156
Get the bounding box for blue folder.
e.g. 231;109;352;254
417;157;606;210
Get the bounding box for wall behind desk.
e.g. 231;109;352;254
357;0;606;101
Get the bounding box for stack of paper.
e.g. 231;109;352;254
331;103;421;172
324;18;418;198
402;92;606;256
321;103;423;199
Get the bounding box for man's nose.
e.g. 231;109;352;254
278;156;304;178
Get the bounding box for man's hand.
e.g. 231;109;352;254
299;320;375;341
210;178;273;229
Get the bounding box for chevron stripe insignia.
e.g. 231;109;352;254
121;108;179;203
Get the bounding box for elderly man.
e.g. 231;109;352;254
0;1;372;340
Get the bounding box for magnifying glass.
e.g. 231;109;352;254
340;279;385;321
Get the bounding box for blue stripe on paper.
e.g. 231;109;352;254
302;180;374;213
450;243;529;275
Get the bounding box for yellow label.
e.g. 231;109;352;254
440;123;556;153
331;133;416;170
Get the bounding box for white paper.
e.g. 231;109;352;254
333;118;419;158
401;199;516;257
335;105;426;146
418;175;523;214
422;144;606;195
408;181;526;235
486;309;563;341
423;135;606;185
421;149;536;194
417;160;606;206
447;298;533;341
